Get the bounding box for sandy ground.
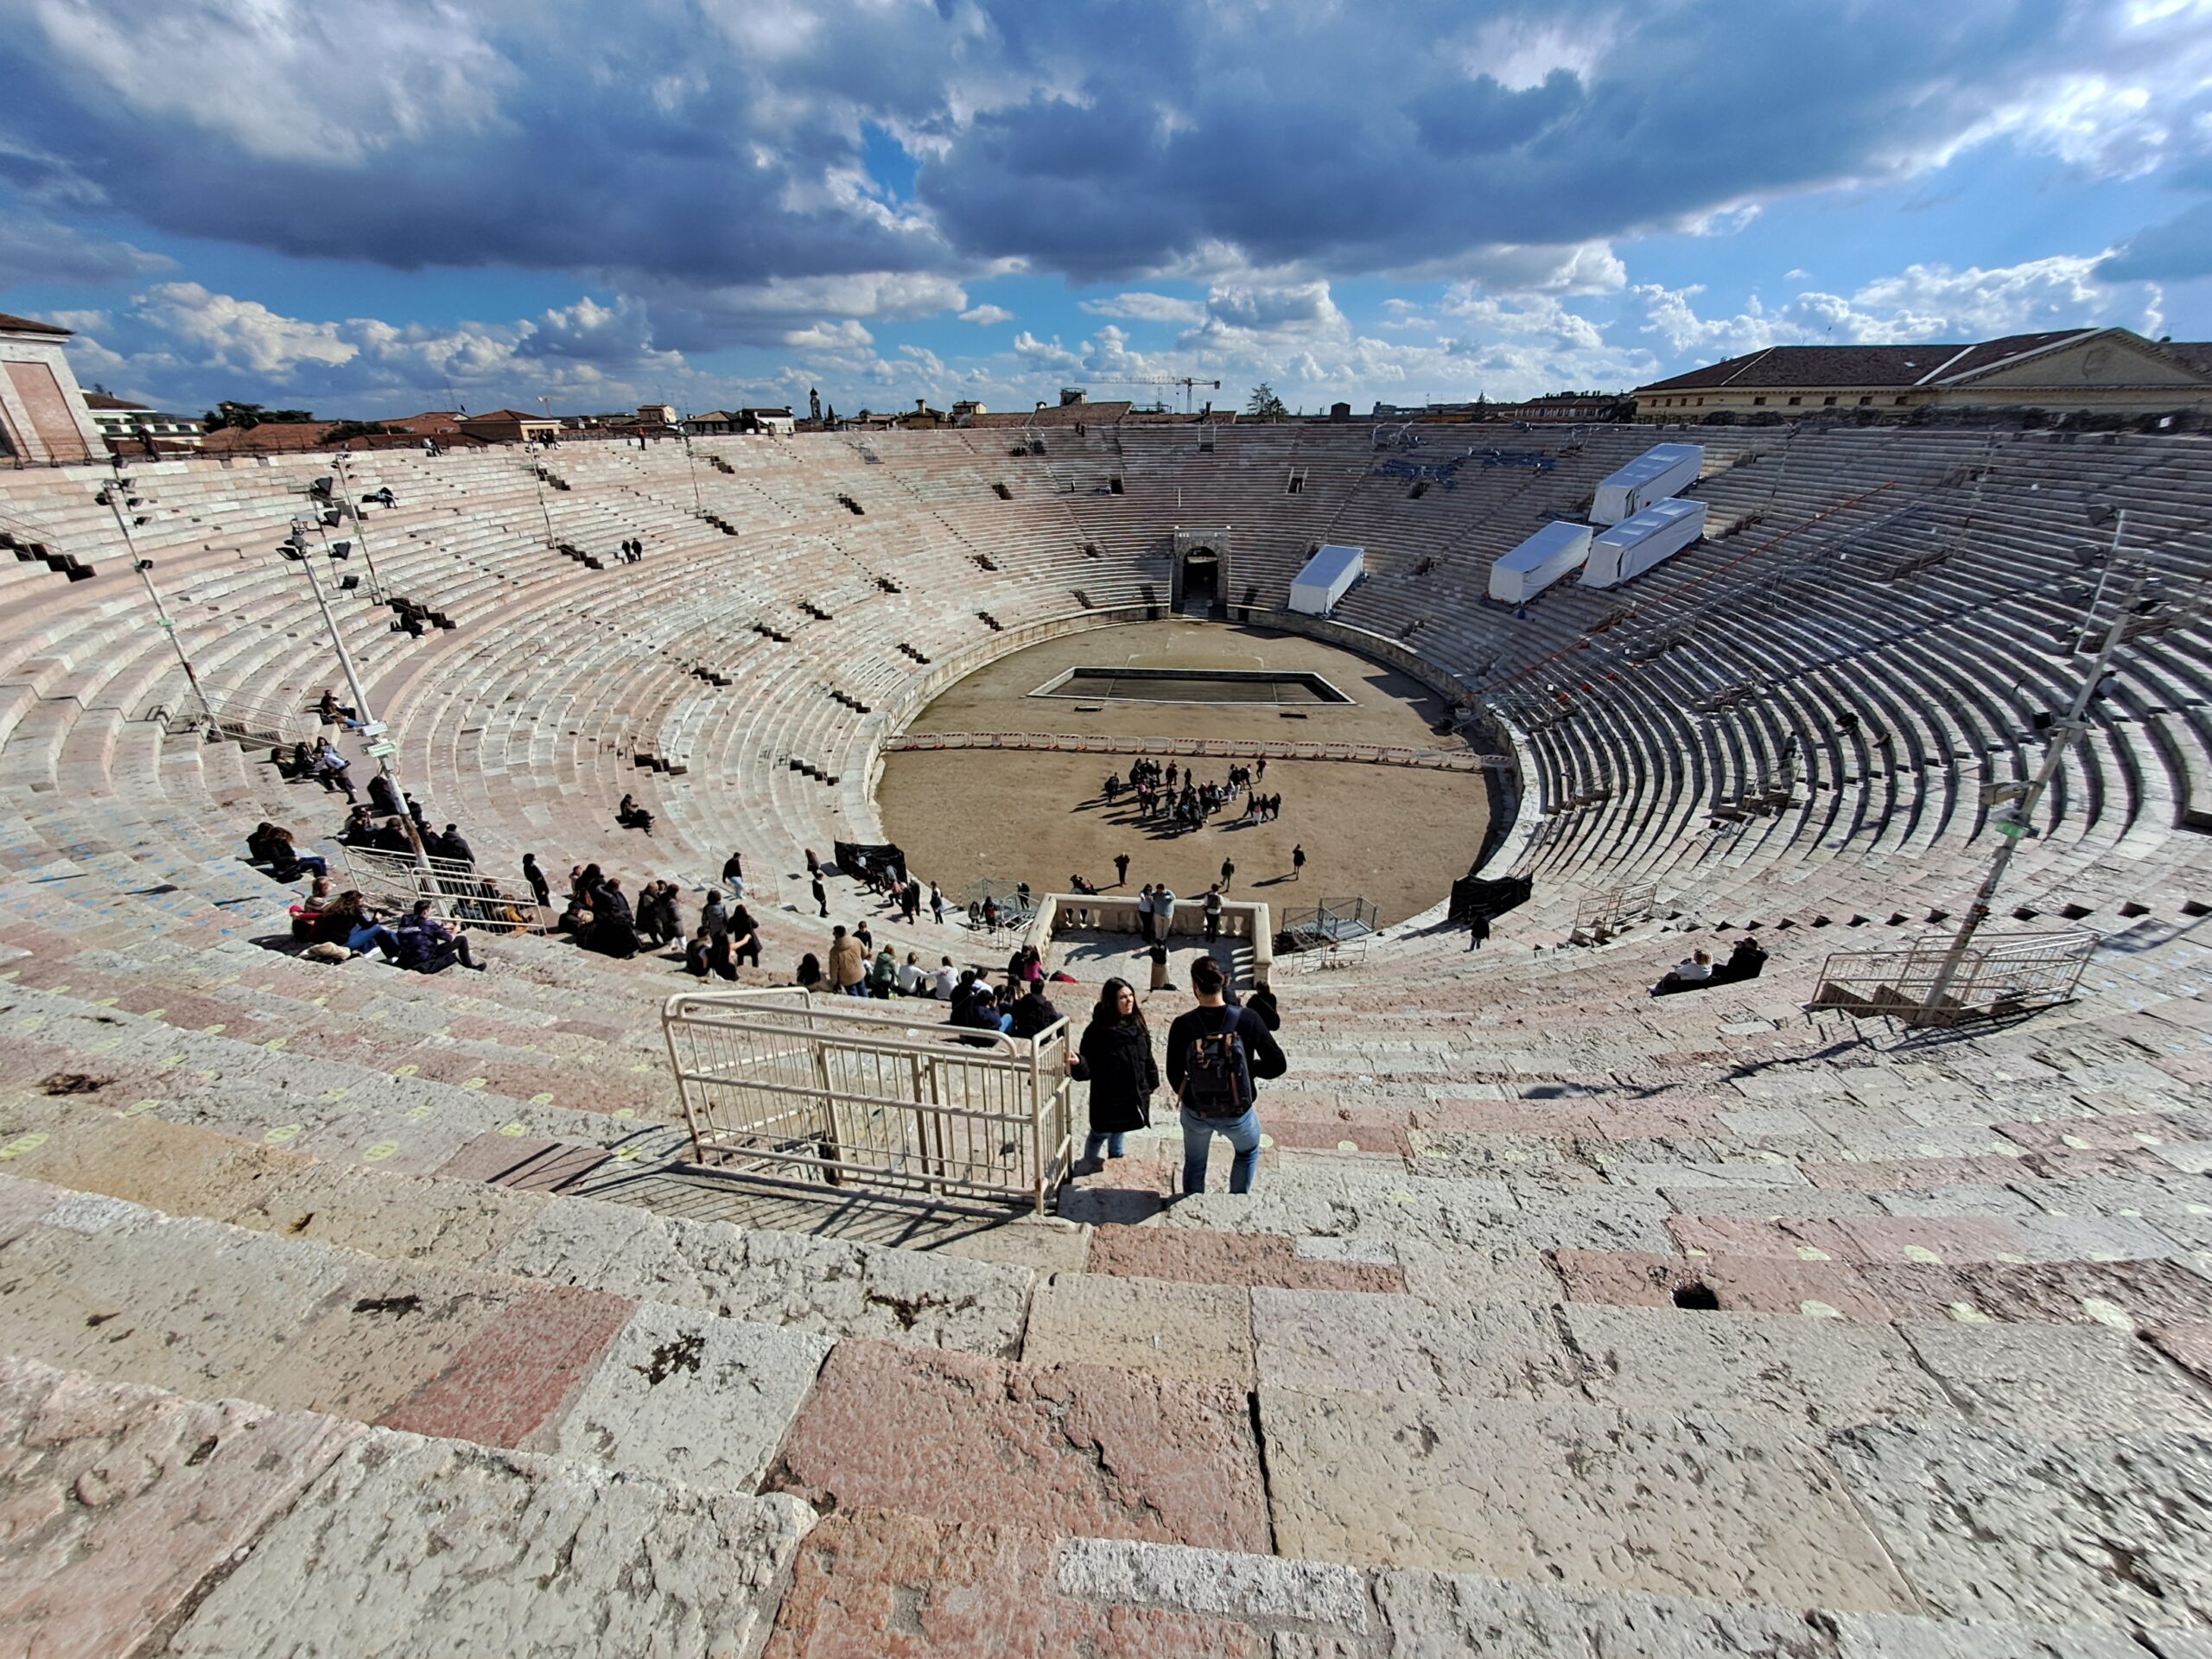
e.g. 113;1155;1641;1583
877;624;1491;926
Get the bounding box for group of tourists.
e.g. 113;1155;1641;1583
1102;754;1285;834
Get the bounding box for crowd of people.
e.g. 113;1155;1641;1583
1103;754;1287;834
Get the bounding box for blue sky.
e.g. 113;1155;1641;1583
4;0;2211;420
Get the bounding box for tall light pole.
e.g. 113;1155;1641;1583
325;450;391;604
679;413;703;515
282;519;429;869
524;441;556;550
1916;518;2144;1022
96;465;209;725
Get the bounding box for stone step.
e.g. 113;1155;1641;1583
0;1095;1040;1357
0;1352;811;1659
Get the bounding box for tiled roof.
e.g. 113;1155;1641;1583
965;401;1137;428
83;392;151;410
1637;345;1971;393
0;311;72;337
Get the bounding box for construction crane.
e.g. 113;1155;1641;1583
1090;375;1223;416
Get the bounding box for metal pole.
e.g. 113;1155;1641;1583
1916;557;2143;1022
99;473;209;724
525;442;556;550
681;423;702;515
328;452;391;604
289;524;429;869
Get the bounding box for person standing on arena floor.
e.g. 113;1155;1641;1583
1219;855;1235;889
931;883;946;925
811;872;829;918
1114;851;1130;887
1166;955;1286;1197
1291;843;1306;880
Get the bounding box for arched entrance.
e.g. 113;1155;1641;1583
1171;525;1234;619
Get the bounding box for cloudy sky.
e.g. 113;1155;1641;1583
4;0;2211;421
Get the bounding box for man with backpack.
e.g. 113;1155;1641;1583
1165;956;1286;1196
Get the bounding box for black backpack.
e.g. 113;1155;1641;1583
1182;1013;1253;1118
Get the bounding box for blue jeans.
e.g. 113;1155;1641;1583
1084;1131;1126;1161
1180;1106;1261;1195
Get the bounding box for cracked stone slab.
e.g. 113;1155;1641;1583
1563;1303;1951;1427
1257;1388;1915;1611
1252;1288;1576;1399
1829;1421;2212;1628
1025;1273;1255;1387
232;1255;525;1422
0;1205;353;1400
760;1509;1263;1657
0;1355;364;1659
0;1106;310;1227
482;1193;709;1305
1900;1319;2212;1432
379;1283;636;1447
1368;1567;1845;1657
1395;1240;1565;1309
226;1159;539;1269
668;1217;1033;1357
768;1339;1269;1550
1085;1224;1404;1294
163;1427;816;1657
2146;1322;2212;1386
1055;1537;1371;1637
1934;1257;2212;1330
527;1299;830;1493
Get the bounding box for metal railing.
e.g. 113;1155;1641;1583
337;846;552;933
1278;897;1376;951
1809;928;2097;1027
1573;880;1660;935
206;696;313;748
662;988;1075;1212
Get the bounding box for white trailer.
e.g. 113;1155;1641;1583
1288;543;1363;616
1592;443;1703;524
1487;521;1592;604
1581;497;1706;588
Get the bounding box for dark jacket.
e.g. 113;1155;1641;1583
1077;1018;1160;1135
1165;1004;1287;1109
1008;989;1061;1041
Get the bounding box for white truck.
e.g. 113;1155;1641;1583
1487;521;1592;604
1592;443;1703;525
1581;497;1707;588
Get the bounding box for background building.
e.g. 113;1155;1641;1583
1634;328;2212;423
0;312;105;464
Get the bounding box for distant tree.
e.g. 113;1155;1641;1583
1246;383;1288;420
321;421;398;446
201;400;316;430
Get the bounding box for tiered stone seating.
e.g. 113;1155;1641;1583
0;421;2208;1652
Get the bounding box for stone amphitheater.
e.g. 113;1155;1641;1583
0;418;2208;1656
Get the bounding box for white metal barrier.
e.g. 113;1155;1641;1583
206;696;313;748
661;988;1074;1212
337;845;551;934
1810;928;2097;1027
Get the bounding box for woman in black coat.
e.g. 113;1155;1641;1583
1074;976;1158;1169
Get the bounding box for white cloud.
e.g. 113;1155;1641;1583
23;0;513;166
957;303;1014;325
1080;290;1208;324
784;318;876;352
1636;254;2145;361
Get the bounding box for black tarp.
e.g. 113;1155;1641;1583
833;840;906;883
1450;872;1531;924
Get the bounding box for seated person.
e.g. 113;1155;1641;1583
247;823;327;882
1651;948;1715;996
1008;980;1062;1041
1713;935;1770;983
931;957;958;999
796;951;824;992
393;899;483;973
615;793;655;833
897;951;926;996
683;929;713;977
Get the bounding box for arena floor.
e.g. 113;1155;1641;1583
875;623;1493;925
